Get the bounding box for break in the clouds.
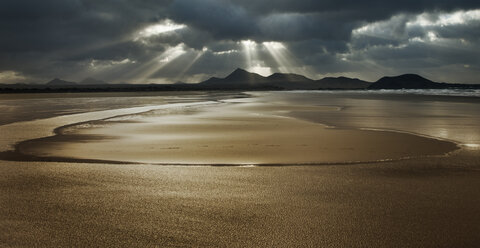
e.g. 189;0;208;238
0;0;479;84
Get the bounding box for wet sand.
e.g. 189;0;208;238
11;100;457;165
1;91;480;247
1;153;480;247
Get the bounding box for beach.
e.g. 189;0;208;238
1;91;479;247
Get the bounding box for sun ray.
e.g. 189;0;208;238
240;40;272;76
263;41;313;77
173;49;205;83
241;40;256;71
123;44;186;83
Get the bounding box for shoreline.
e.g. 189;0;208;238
1;98;460;166
1;91;479;247
0;101;219;152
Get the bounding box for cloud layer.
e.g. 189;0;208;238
1;0;479;83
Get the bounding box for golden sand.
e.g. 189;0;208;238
1;92;479;247
17;101;457;165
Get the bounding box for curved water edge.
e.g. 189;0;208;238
0;97;461;166
0;101;219;152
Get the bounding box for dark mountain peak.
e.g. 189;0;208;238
268;72;284;78
198;69;271;89
46;78;76;85
317;76;371;89
323;76;341;79
369;74;444;89
202;76;221;83
80;77;108;85
224;68;265;83
324;76;352;80
232;68;248;74
268;72;313;82
379;74;431;82
226;68;257;79
197;68;373;90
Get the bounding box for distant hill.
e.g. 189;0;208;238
317;77;372;89
46;78;77;86
46;77;107;86
368;74;447;89
224;68;266;83
3;69;480;93
79;77;108;85
266;72;321;90
198;68;370;90
267;72;312;82
199;68;269;89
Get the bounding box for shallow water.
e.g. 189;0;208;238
0;91;244;125
252;91;480;146
1;91;480;247
1;90;480;158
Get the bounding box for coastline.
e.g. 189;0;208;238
0;101;218;152
1;96;459;165
1;91;479;247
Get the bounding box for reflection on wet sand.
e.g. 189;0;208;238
1;91;480;247
10;100;457;165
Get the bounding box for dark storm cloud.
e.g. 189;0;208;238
433;23;480;42
169;0;480;41
258;12;357;42
139;26;213;50
349;10;480;66
0;0;479;83
0;0;175;81
169;0;256;40
0;0;168;52
231;0;480;15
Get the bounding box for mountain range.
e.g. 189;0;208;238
46;78;77;86
368;74;450;89
46;77;108;86
1;69;479;93
199;68;371;90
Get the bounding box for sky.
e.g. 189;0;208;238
1;0;480;84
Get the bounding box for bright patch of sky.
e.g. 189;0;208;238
135;19;186;40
